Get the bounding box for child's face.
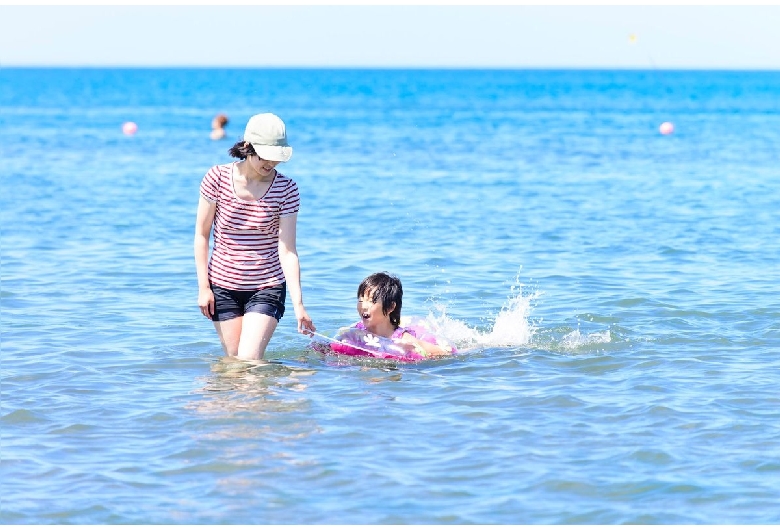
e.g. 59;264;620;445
357;289;390;329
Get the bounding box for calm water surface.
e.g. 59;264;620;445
1;68;779;524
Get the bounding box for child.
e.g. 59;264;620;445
351;272;454;357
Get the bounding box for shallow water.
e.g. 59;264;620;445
1;68;779;524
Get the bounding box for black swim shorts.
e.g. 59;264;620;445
210;283;286;322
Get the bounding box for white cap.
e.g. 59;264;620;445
243;113;293;162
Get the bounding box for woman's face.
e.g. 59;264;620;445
248;155;280;177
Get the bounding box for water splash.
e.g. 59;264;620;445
425;277;612;353
483;285;538;347
560;329;612;350
425;277;539;349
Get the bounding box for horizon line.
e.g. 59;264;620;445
3;65;779;72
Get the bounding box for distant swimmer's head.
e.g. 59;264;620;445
240;113;292;163
357;272;403;327
210;114;229;140
212;113;229;129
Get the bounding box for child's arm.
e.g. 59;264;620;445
397;331;452;357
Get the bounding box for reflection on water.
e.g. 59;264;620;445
190;357;316;416
183;357;325;502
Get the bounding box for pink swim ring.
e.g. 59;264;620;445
312;316;457;362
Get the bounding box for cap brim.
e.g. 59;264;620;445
254;144;293;162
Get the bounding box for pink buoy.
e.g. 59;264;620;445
659;121;674;135
310;316;457;362
122;121;138;135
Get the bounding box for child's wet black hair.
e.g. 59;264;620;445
358;272;403;327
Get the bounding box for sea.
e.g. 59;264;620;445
1;68;779;524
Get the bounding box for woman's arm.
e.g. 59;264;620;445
194;196;216;318
278;213;316;335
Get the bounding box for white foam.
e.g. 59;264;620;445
560;329;612;350
424;277;540;349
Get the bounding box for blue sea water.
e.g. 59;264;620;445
1;67;779;524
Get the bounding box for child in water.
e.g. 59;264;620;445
352;272;454;357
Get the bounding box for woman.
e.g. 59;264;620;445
195;113;315;360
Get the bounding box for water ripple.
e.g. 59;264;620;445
3;68;780;524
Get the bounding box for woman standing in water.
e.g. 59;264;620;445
194;113;315;360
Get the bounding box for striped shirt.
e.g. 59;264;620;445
200;163;300;290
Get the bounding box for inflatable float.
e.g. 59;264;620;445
310;316;456;362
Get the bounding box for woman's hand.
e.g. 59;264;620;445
198;286;215;319
294;304;316;336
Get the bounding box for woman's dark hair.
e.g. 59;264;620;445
228;141;256;160
358;272;403;327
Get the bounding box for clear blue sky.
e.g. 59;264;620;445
1;4;779;69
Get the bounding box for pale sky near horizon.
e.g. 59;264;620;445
1;4;779;69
